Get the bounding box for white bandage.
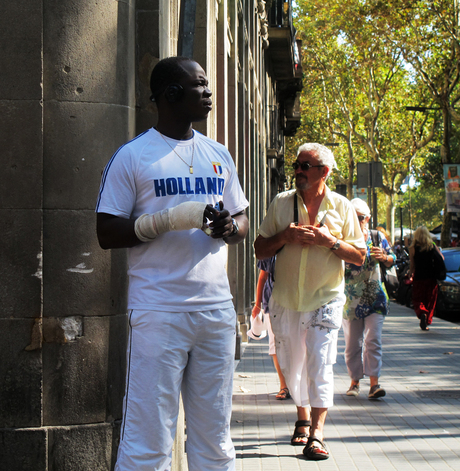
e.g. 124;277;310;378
134;201;208;242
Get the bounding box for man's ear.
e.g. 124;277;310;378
164;84;184;103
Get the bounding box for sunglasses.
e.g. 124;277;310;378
357;215;366;221
292;161;325;172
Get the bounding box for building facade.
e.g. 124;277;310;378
0;0;301;469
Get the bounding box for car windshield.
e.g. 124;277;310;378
443;250;460;272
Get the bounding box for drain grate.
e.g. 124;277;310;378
416;390;460;399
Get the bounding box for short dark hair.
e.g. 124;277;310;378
150;56;195;102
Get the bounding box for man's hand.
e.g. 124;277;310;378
282;223;311;245
284;223;335;248
205;202;234;239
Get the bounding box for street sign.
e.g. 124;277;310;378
356;162;383;188
353;186;367;199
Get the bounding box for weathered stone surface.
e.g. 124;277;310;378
106;315;128;422
0;319;42;428
0;428;47;470
111;420;122;469
43;0;134;105
0;1;43;101
43;209;127;317
1;0;140;468
0;100;43;209
43;101;134;211
48;424;113;471
43;316;110;426
135;5;160;134
0;209;42;319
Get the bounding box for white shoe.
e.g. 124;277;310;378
346;384;360;397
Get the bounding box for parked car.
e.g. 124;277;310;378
435;247;460;322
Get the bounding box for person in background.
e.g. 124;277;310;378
252;256;290;400
343;199;395;399
254;143;366;460
409;226;442;331
404;235;412;252
392;239;404;258
376;226;390;243
96;56;249;471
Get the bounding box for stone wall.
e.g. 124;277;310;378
0;0;135;469
0;0;300;468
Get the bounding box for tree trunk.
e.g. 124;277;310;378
441;208;452;248
387;195;395;245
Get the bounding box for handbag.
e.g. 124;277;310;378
370;230;399;297
431;247;447;281
381;264;399;297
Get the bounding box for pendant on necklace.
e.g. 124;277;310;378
190;166;193;174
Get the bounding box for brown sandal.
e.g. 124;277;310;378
276;387;291;400
303;436;329;460
290;420;310;446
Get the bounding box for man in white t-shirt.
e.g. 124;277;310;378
96;56;249;471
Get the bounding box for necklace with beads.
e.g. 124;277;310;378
158;129;195;174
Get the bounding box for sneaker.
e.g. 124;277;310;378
368;385;386;399
346;384;360;396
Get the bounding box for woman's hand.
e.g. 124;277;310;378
370;246;394;267
370;246;388;262
252;304;262;318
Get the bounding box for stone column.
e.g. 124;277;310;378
0;0;45;461
0;0;135;469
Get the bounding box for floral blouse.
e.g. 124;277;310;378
343;231;395;321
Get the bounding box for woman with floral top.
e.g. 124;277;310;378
343;199;396;399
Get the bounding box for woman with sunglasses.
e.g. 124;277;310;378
342;199;395;399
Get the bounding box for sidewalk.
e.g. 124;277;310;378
232;302;460;470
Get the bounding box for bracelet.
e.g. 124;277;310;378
230;218;239;236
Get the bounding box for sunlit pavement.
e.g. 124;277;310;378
233;302;460;471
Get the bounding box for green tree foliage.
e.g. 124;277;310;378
290;0;455;242
366;0;460;245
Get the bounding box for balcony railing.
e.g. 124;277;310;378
266;0;301;81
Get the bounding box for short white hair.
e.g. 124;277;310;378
351;198;371;217
296;143;337;179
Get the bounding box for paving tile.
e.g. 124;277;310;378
232;302;460;470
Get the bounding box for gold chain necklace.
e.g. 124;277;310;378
158;130;195;174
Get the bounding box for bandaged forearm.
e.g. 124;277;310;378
134;201;208;241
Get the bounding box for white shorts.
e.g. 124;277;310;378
265;312;276;355
115;308;236;471
269;297;344;408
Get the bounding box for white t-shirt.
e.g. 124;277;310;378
96;128;249;312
